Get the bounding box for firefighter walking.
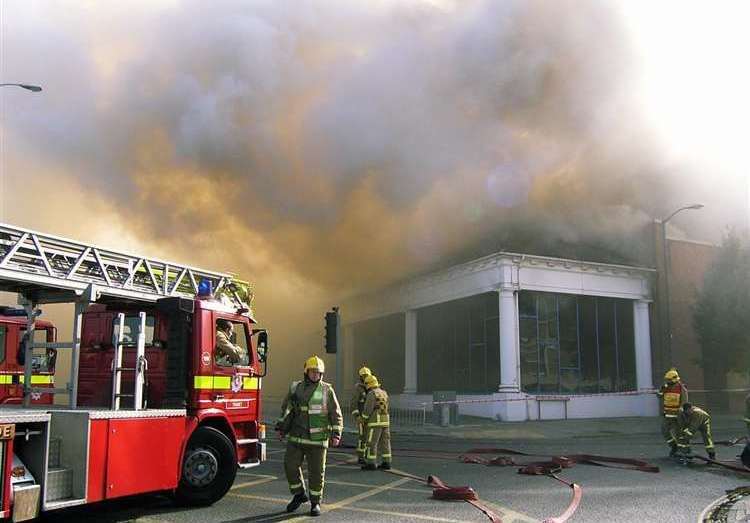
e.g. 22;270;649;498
657;368;688;457
275;356;343;517
361;374;392;470
675;403;715;460
350;365;372;464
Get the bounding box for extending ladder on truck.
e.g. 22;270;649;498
0;222;250;407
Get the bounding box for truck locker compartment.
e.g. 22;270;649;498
87;409;186;501
45;410;88;510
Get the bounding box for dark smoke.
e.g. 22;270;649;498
1;0;743;392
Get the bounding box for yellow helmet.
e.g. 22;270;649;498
664;368;680;382
364;374;380;389
358;366;372;377
304;355;325;374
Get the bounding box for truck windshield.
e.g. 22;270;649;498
19;328;54;372
215;320;250;367
112;315;155;347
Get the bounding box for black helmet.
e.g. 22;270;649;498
681;403;693;413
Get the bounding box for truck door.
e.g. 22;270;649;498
210;315;257;413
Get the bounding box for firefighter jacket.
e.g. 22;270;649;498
215;330;243;364
658;381;688;417
678;407;710;438
361;387;390;427
350;381;368;418
276;378;343;447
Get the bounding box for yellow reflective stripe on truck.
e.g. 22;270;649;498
243;377;261;390
193;375;260;390
0;374;54;385
193;376;231;389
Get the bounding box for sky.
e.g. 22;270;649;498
1;0;748;394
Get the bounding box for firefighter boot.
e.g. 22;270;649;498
286;493;308;513
310;503;321;517
361;463;377;471
377;462;391;470
668;443;677;458
707;450;716;461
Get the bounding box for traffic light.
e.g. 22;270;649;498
325;308;338;353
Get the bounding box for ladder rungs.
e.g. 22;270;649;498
115;393;134;398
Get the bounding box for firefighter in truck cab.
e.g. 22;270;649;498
657;368;688;457
215;318;246;365
276;355;342;517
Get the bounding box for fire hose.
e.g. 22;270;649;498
333;444;659;523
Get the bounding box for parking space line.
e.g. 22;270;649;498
231;476;278;490
337;505;476;522
237;472;278;479
326;477;411;509
325;478;427;494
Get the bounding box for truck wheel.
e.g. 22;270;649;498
175;426;237;506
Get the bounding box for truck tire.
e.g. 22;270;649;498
175;426;237;506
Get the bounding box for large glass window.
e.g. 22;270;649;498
519;291;636;394
416;292;499;394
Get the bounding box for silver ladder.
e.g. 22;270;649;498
0;222;240;303
111;312;147;411
0;222;250;408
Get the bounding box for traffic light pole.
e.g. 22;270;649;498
334;308;343;394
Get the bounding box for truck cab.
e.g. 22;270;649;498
76;296;267;468
0;307;55;405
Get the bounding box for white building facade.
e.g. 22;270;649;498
342;252;658;421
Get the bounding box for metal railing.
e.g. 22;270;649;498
262;395;429;428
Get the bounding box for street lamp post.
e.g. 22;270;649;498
0;83;42;92
661;203;704;367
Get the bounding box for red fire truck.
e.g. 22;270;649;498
0;223;268;521
0;308;56;406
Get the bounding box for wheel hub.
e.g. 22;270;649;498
183;447;219;487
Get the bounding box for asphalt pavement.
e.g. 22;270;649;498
43;415;750;523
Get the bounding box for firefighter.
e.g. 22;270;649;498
275;355;342;517
215;319;244;364
742;393;750;468
360;374;392;471
350;365;372;464
675;403;715;460
657;368;688;456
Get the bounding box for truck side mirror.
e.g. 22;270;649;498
257;331;269;363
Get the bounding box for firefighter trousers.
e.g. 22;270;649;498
676;422;714;453
356;419;367;460
284;441;328;503
364;425;392;466
662;417;679;448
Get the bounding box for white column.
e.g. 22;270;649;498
343;325;355;394
498;288;520;392
633;300;654;390
404;310;417;394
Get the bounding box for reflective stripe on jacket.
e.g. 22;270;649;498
276;378;343;447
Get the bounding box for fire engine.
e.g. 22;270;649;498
0;308;56;406
0;223;268;521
